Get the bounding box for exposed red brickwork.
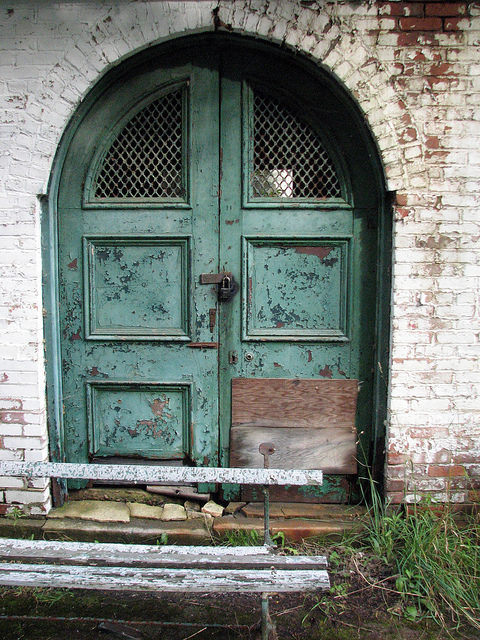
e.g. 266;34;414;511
425;3;467;17
399;16;442;30
0;411;27;425
444;17;468;30
376;1;471;33
396;31;439;45
428;465;467;478
378;2;424;17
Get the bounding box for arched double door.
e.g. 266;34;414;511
56;37;386;501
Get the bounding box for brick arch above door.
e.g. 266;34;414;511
32;4;417;199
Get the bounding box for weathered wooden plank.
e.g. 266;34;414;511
0;563;330;593
0;538;327;570
0;539;269;559
231;378;358;430
0;462;323;486
230;426;356;474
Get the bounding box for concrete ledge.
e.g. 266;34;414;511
42;517;212;544
213;515;362;542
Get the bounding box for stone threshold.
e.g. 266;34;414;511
0;496;366;545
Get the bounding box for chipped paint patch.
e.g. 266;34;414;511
318;365;333;379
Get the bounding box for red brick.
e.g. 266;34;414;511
425;150;449;161
469;490;480;503
428;465;466;477
395;193;408;206
426;136;440;149
386;492;405;504
444;17;468;30
0;504;10;515
385;479;405;492
397;31;439;46
388;452;409;465
395;207;410;219
0;411;26;425
399;17;443;30
398;127;418;144
426;3;467;17
378;2;424;17
428;62;453;75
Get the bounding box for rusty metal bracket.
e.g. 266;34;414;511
187;342;218;349
209;308;216;333
199;272;232;285
259;442;276;548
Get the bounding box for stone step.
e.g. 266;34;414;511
0;499;366;545
42;517;212;545
0;511;363;545
213;515;362;542
239;502;366;520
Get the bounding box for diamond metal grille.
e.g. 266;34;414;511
252;91;341;199
94;89;185;200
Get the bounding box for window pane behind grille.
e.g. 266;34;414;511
94;89;185;200
252;90;341;200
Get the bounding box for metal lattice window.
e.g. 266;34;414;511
252;90;341;200
94;89;185;200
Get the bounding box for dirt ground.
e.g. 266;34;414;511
0;567;477;640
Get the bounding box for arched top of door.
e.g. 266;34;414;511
55;32;386;212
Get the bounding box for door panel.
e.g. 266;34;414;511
87;381;191;460
242;238;350;341
84;236;190;340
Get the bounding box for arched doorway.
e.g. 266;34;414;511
45;34;390;503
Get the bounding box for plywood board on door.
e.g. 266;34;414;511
230;378;358;474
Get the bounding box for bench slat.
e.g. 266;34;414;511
0;538;327;570
0;539;270;558
0;563;330;593
0;462;322;486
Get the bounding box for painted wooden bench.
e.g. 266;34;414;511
0;454;329;639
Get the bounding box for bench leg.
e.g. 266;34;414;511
261;593;277;640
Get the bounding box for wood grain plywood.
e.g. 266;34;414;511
230;378;358;474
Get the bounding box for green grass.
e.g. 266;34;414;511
220;528;261;546
342;482;480;632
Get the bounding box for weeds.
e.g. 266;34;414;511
5;506;26;521
221;528;260;546
156;533;168;545
340;481;480;632
218;528;299;553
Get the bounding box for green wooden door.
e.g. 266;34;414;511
57;42;380;501
58;50;222;472
217;49;378;502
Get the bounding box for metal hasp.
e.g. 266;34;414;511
199;271;239;302
259;442;277;640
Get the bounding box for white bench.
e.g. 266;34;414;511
0;454;329;639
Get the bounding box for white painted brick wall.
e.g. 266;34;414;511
0;0;479;512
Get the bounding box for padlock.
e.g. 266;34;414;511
219;275;233;301
218;274;238;302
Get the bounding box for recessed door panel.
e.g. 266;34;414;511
87;382;191;459
84;236;190;340
243;238;350;340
